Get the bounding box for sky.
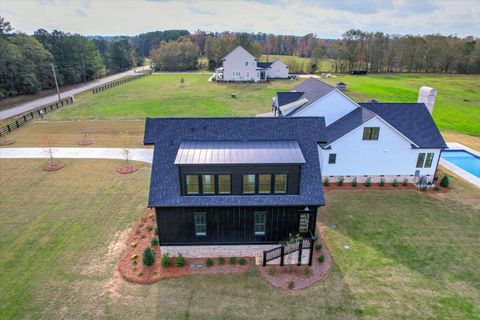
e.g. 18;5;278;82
1;0;479;38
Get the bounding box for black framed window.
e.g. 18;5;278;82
254;212;266;235
243;174;256;194
416;153;426;168
194;212;206;236
186;175;200;195
299;213;310;234
258;174;272;194
218;175;231;194
328;153;337;164
274;174;287;193
201;174;215;194
424;153;434;168
362;127;380;140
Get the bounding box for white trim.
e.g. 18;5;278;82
294;88;361;116
222;46;255;61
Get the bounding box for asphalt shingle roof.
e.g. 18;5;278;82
281;78;336;116
277;92;305;107
360;103;447;149
144;117;326;207
257;61;273;69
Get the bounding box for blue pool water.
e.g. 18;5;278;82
441;150;480;178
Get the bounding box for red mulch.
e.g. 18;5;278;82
116;165;138;174
42;162;65;171
324;183;449;193
258;225;332;290
77;139;94;146
118;209;250;284
0;139;15;146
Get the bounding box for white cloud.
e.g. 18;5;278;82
1;0;478;37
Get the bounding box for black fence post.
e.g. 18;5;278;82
280;246;284;266
308;239;314;266
263;251;267;267
297;239;303;266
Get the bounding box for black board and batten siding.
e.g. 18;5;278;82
156;206;317;245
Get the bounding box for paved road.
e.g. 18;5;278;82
0;66;150;120
0;147;154;164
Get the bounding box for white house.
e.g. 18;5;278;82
270;78;447;185
215;46;289;82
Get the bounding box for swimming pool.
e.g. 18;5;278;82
441;150;480;178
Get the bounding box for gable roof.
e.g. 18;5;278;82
319;107;377;148
223;46;255;61
257;61;273;69
144;117;326;207
277;92;305;107
360;103;447;149
278;78;337;116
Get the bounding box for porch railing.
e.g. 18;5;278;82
262;233;315;267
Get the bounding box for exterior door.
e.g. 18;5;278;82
298;212;310;236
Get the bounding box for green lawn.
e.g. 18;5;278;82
260;54;335;73
48;74;296;120
1;159;479;319
323;73;480;136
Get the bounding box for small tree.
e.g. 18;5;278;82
142;247;156;266
440;175;449;188
284;233;301;272
78;119;93;145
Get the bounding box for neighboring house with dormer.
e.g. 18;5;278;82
270;78;447;184
215;46;289;82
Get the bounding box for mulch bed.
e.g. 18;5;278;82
116;165;138;174
257;225;332;290
0;139;15;146
324;183;449;193
118;209;250;284
42;162;65;171
77;139;94;146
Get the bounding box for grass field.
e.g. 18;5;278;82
260;55;335;72
323;73;480;136
1;159;479;319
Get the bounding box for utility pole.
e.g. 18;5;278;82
51;63;61;102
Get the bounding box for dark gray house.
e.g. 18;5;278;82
144;117;325;254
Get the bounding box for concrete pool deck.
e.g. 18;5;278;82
440;142;480;187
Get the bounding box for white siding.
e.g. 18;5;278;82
222;47;259;82
319;117;441;180
294;90;359;126
266;60;289;79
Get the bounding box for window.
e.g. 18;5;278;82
362;127;380;140
201;174;215;194
258;174;272;193
274;174;287;193
299;213;310;233
328;153;337;164
254;212;266;235
186;175;199;194
245;61;248;66
425;153;434;168
416;153;426;168
218;175;231;194
243;174;256;194
194;212;206;236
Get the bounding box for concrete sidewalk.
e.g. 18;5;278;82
0;147;154;164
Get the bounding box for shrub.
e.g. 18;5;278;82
318;254;325;263
351;177;357;187
180;77;185;84
440;175;449;188
288;281;295;289
402;178;408;187
218;257;225;265
174;254;185;267
365;177;372;187
323;177;330;187
161;254;171;268
154;227;158;235
131;254;138;261
206;258;214;267
315;243;323;251
147;224;154;231
239;258;247;265
229;257;237;265
392;179;398;187
380;178;385;187
142;247;156;266
267;267;276;276
151;237;159;246
130;241;137;248
337;176;344;187
138;271;144;277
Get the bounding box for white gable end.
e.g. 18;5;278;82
294;90;359;126
222;47;259;82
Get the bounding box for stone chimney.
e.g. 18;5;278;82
417;86;437;114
